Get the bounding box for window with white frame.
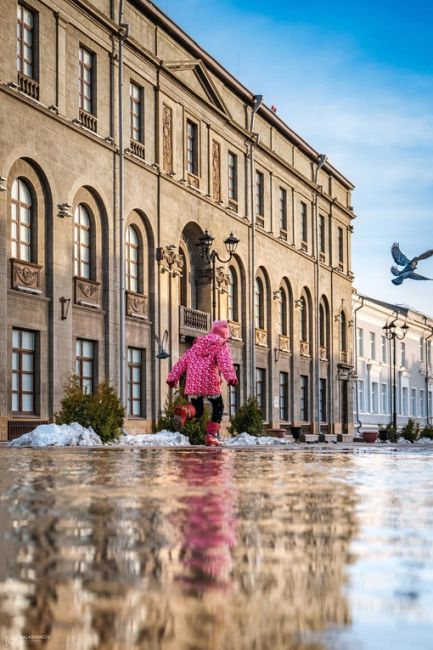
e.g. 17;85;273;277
357;328;364;357
186;119;199;175
429;391;432;418
73;204;91;279
17;4;36;79
256;171;264;219
229;364;240;417
338;227;344;264
125;225;139;293
400;341;406;367
279;371;289;421
255;277;265;329
76;339;95;395
228;152;238;203
358;380;365;412
255;367;266;417
370;331;376;360
371;382;379;413
279;188;287;236
381;383;388;414
301;202;308;243
130;82;143;143
411;388;417;416
420;389;425;417
319;214;326;254
381;335;387;363
279;288;288;336
427;340;432;365
79;46;95;114
228;266;239;322
402;386;408;416
420;337;424;362
127;347;145;417
11;178;33;262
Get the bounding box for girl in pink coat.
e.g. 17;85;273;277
167;320;238;446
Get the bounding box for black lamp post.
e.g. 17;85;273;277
382;319;409;433
197;230;239;320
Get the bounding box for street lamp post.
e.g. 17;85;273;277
197;230;239;321
382;319;409;432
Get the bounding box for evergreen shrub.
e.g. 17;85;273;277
229;397;264;437
55;376;125;443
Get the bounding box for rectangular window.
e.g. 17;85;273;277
319;214;326;254
420;389;425;417
228;152;238;202
381;383;388;413
279;188;287;236
76;339;95;394
300;375;309;421
358;380;365;412
429;391;432;418
427;340;432;365
301;202;308;243
371;382;378;413
229;364;240;417
17;4;35;78
357;328;364;357
381;335;387;363
186;119;198;175
411;388;417;416
402;387;408;416
319;378;326;422
370;332;376;360
79;46;94;114
338;227;344;264
130;82;143;142
127;347;145;417
400;342;406;367
420;337;424;362
279;372;289;421
255;368;266;417
12;329;36;414
256;171;264;220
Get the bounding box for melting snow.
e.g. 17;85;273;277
9;423;103;447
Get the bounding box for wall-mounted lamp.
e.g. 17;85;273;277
60;296;71;320
57;203;73;218
155;330;170;359
274;347;280;363
273;290;282;301
294;299;303;308
0;177;7;192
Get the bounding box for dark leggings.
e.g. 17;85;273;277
190;396;224;423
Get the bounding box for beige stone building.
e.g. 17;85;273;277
0;0;356;440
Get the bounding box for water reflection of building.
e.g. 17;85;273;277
0;450;358;649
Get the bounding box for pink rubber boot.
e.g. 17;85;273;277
205;421;222;446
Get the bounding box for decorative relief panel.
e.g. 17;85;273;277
320;345;328;361
278;335;290;353
158;246;184;277
11;259;42;293
300;341;310;357
255;328;267;347
126;291;148;319
212;140;221;202
228;320;242;340
74;277;100;308
162;104;173;173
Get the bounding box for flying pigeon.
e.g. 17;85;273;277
390;242;433;285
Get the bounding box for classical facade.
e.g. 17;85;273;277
0;0;356;440
353;291;433;432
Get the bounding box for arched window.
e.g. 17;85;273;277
11;178;33;261
228;266;239;322
74;204;91;278
179;248;188;307
339;311;347;351
255;277;264;329
300;296;308;341
319;303;326;347
125;225;139;292
279;288;288;336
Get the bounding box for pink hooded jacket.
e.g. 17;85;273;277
167;331;237;396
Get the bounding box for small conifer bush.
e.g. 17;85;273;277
420;425;433;440
229;397;264;437
55;376;125;443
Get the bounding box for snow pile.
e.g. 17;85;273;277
223;432;291;446
10;422;102;447
416;437;433;445
115;430;191;447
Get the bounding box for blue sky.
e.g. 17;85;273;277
157;0;433;316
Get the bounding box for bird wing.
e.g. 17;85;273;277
390;265;401;276
391;242;410;266
414;249;433;262
392;276;404;285
407;272;432;281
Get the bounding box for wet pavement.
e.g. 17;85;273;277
0;446;432;649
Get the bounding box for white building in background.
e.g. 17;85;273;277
352;292;433;432
353;292;433;433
